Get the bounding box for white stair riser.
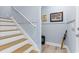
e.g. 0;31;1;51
0;31;21;36
0;22;15;25
0;19;13;21
0;27;18;30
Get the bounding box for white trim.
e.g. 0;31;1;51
10;17;40;52
46;41;70;53
11;7;36;28
42;22;67;24
75;38;79;53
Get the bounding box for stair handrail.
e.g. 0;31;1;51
11;7;36;28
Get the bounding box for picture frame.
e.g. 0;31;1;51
50;12;63;22
41;15;48;22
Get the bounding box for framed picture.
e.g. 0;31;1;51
50;12;63;22
41;15;48;22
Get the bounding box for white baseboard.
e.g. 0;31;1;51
46;42;70;53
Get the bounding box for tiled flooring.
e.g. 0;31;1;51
42;44;67;53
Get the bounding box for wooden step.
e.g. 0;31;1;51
0;29;19;32
12;44;32;53
0;40;29;52
30;50;38;53
0;38;26;51
0;20;14;23
0;33;23;40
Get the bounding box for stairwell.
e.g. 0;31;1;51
0;18;39;53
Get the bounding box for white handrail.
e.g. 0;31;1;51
11;7;36;28
67;19;75;24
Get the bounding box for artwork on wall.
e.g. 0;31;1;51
41;15;48;22
50;12;63;22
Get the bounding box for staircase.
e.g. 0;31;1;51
0;18;39;53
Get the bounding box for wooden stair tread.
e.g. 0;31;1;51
0;29;19;32
0;33;23;40
0;38;26;51
12;44;32;53
0;35;26;45
30;50;38;53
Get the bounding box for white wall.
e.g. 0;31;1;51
0;6;41;49
42;23;67;44
65;22;76;53
0;6;41;50
0;6;11;18
76;7;79;52
76;7;79;34
42;6;76;52
12;6;41;49
13;6;40;22
41;6;75;23
64;7;76;53
0;6;76;52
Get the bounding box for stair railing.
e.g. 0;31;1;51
11;6;36;39
11;7;36;27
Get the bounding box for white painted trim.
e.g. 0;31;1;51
46;42;70;53
42;22;67;24
11;7;36;28
75;38;79;53
10;17;40;52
